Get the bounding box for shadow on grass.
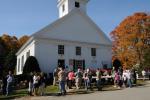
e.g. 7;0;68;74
67;90;94;95
102;88;122;91
133;83;149;88
45;90;94;97
0;90;28;100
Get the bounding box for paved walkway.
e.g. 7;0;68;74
15;81;150;100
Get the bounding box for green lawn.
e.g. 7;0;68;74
0;85;59;100
0;80;147;99
137;80;146;85
45;85;59;93
0;89;28;100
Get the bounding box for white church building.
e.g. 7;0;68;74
16;0;112;75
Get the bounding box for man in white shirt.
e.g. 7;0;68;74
142;70;146;80
33;73;40;96
6;71;13;96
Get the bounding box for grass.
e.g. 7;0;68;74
45;85;59;93
0;80;147;99
0;85;59;100
0;89;28;100
136;79;146;85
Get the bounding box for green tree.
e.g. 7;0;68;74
4;50;17;72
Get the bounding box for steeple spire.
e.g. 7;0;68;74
57;0;89;18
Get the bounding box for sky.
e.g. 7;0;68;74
0;0;150;38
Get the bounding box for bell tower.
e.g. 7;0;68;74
57;0;89;18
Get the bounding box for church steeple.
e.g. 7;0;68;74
57;0;89;18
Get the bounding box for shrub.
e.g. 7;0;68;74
23;56;41;74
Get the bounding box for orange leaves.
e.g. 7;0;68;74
0;34;30;51
1;34;19;50
111;12;150;69
18;35;30;47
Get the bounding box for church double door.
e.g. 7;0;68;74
69;59;85;71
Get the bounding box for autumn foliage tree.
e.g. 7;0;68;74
18;35;30;47
0;34;30;76
1;34;19;51
111;12;150;69
143;47;150;68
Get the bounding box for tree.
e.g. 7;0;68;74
0;34;29;76
23;56;41;74
113;59;122;71
143;47;150;68
0;37;5;67
111;12;150;69
18;35;30;47
1;34;19;51
4;50;17;71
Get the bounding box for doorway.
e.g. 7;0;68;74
58;59;65;68
73;60;85;71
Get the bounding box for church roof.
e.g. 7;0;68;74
16;9;111;55
32;9;111;45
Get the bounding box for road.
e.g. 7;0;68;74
15;81;150;100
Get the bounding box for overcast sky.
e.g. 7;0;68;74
0;0;150;38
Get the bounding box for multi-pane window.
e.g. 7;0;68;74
75;2;80;8
18;58;20;72
91;48;96;56
62;4;65;12
58;45;64;54
26;50;30;59
21;55;24;71
76;46;81;55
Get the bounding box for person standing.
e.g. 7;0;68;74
39;72;46;96
53;68;58;86
132;69;137;85
6;71;14;96
75;69;83;89
142;70;146;80
111;67;115;78
123;70;128;87
68;70;75;89
87;69;93;90
83;70;88;90
58;67;66;95
127;70;132;88
33;72;40;96
114;72;121;89
148;69;150;80
28;72;33;96
96;68;102;91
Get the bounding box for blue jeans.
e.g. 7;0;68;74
84;79;91;90
6;82;12;95
96;80;101;90
127;79;132;88
59;81;66;94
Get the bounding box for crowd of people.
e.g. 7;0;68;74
53;67;103;95
53;66;150;95
28;72;46;96
52;66;132;95
0;71;47;96
0;67;150;97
